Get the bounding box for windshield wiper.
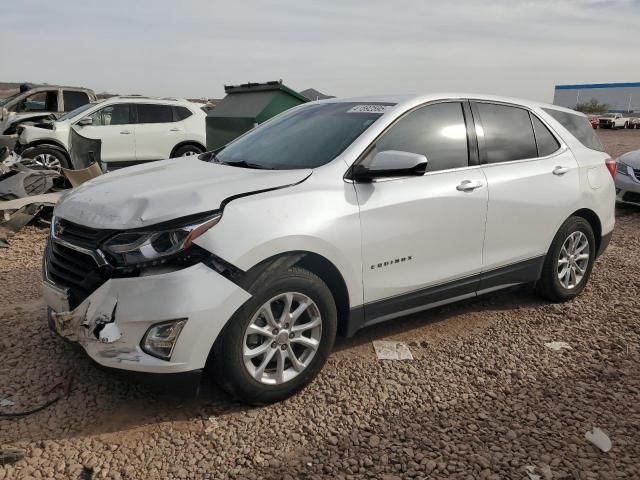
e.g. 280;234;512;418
218;160;273;170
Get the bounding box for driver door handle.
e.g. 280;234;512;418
553;166;569;176
120;130;131;135
169;128;181;132
456;180;484;192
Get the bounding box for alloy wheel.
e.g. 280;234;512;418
557;231;590;289
33;153;62;170
243;292;322;385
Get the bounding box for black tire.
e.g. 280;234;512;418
172;144;204;158
211;266;337;405
537;216;596;303
24;145;70;169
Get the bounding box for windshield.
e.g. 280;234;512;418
601;114;615;118
0;91;23;107
57;102;96;121
214;102;394;169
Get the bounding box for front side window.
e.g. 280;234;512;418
137;104;174;124
371;102;469;173
13;90;58;113
214;102;391;170
88;104;131;126
474;103;538;163
542;107;604;152
63;90;90;111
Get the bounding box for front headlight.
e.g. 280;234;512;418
102;213;221;266
141;319;187;360
616;161;631;176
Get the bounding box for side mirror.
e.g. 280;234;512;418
353;150;428;181
77;117;93;127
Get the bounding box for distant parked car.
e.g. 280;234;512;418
629;117;640;129
14;96;207;170
0;85;95;136
615;149;640;206
587;115;600;129
598;113;631;129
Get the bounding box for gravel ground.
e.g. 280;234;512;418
0;129;639;479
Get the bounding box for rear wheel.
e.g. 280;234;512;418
172;144;204;158
211;267;337;404
537;216;596;302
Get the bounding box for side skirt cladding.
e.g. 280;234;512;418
344;256;545;337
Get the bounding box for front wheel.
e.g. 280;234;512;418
537;216;596;302
211;267;337;404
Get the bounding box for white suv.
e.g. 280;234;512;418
43;94;615;403
15;96;206;170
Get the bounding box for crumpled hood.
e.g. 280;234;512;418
54;157;312;229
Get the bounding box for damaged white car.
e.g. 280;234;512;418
43;94;615;404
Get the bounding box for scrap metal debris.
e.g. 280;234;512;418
544;341;572;352
0;376;72;419
525;465;541;480
585;427;612;452
373;340;414;360
0;398;15;407
0;448;25;466
0;192;62;247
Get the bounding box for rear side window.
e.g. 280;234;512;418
542;108;604;151
530;114;560;157
474;103;538;163
137;104;174;124
173;106;192;121
374;102;469;173
63;90;90;111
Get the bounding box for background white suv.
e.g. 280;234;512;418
43;94;615;404
15;96;207;169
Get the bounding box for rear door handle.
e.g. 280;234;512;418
553;166;569;176
169;128;181;132
456;180;484;192
120;130;131;135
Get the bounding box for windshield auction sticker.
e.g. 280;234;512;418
347;104;394;114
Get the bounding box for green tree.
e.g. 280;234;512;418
575;98;609;114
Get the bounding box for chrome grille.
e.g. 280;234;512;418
54;217;113;249
44;238;107;308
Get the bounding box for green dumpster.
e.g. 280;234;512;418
206;80;309;150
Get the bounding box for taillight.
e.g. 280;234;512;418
605;158;616;178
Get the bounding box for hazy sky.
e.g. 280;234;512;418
2;0;639;102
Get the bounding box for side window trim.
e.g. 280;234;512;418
348;99;473;181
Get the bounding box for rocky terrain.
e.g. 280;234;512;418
0;129;638;479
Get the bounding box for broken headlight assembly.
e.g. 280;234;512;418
101;213;221;268
141;319;188;360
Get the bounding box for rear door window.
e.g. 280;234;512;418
530;114;560;157
541;107;604;151
136;104;174;124
373;102;469;172
473;103;538;163
63;90;90;111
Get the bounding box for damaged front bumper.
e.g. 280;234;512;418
44;262;252;390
